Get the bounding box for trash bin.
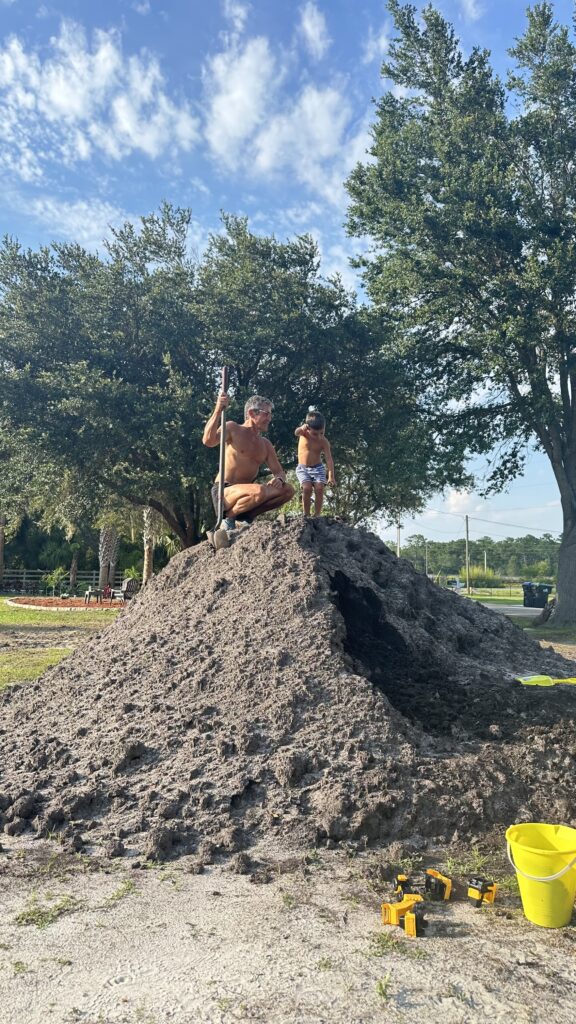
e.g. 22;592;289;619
534;584;553;609
523;582;553;608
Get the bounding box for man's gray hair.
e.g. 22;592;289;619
245;395;274;419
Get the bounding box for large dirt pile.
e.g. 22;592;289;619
1;519;575;861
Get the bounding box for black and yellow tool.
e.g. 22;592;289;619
403;903;428;938
381;893;424;927
468;876;497;907
394;873;414;896
424;868;452;901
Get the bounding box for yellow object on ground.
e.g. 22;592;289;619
425;868;452;900
506;823;576;928
467;876;497;907
381;894;423;926
515;674;576;687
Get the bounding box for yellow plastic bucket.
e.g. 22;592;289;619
506;823;576;928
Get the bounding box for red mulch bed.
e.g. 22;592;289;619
8;597;123;609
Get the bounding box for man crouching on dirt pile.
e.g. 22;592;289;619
202;393;295;535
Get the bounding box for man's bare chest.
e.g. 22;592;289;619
233;429;267;463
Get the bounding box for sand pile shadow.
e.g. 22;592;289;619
0;518;575;862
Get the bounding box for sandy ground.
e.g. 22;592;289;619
1;838;575;1024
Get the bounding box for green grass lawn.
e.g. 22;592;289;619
0;648;72;691
505;616;576;644
0;596;119;631
0;596;120;691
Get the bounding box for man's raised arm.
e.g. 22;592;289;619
202;394;230;448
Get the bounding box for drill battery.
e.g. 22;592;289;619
394;873;414;896
403;903;428;938
424;868;452;901
468;876;497;907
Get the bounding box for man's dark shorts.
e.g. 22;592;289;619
211;481;231;515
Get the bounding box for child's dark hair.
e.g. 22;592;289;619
306;406;325;430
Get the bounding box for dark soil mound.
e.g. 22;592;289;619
1;519;575;861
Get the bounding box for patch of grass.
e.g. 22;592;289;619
281;891;297;909
368;930;428;961
15;893;82;928
0;598;118;630
104;878;137;905
216;996;234;1012
375;973;392;1003
525;626;576;643
494;874;520;895
443;847;489;877
12;961;30;975
316;957;334;971
0;648;72;691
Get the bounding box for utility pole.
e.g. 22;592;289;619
484;549;487;573
465;515;471;594
396;521;402;558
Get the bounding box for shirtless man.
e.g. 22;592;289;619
202;393;294;534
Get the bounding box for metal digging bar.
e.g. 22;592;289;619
213;366;230;551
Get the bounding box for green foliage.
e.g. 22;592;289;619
15;893;82;928
346;2;576;620
401;532;559;579
0;206;470;544
41;566;68;593
461;565;503;587
122;566;142;581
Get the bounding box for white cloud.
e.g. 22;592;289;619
444;489;482;515
362;24;389;65
298;2;331;60
0;20;200;181
254;84;351;197
321;242;361;290
27;196;132;251
222;0;250;34
132;1;151;14
459;0;483;21
203;35;276;168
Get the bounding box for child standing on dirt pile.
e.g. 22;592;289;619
294;407;336;517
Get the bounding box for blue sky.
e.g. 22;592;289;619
0;0;572;542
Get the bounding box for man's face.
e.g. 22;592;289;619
251;405;272;431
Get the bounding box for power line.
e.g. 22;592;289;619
421;507;555;535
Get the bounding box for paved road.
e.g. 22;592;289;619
477;602;542;618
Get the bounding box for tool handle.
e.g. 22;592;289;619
216;366;229;529
507;843;576;882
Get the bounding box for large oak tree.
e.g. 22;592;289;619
347;2;576;623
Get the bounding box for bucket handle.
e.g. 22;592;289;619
507;842;576;883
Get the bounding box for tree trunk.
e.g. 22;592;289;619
143;506;155;584
98;525;119;590
69;552;78;591
0;514;5;586
552;511;576;625
108;532;120;590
